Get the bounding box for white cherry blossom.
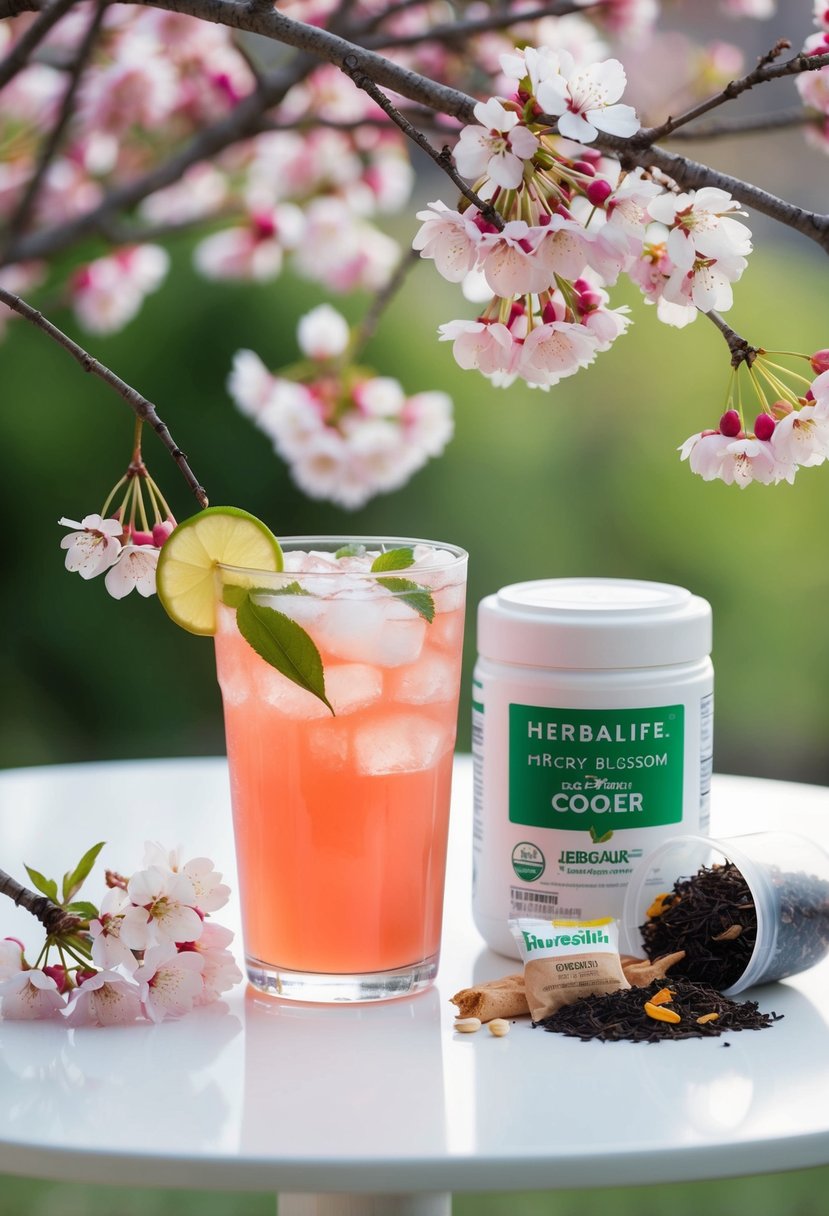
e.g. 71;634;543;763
141;845;231;914
535;54;639;143
0;938;24;981
186;923;242;1004
680;432;794;486
412;202;482;283
477;221;554;296
90;886;138;971
438;318;516;376
453;99;539;189
120;866;203;950
60;514;123;579
64;971;142;1027
104;544;159;599
518;319;599;386
647;187;752;272
771;404;829;467
134;943;205;1023
226;349;277;419
0;969;65;1019
297;304;350;360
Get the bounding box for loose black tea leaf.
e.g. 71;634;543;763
639;860;829;991
536;977;781;1043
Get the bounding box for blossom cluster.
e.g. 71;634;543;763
798;4;829;156
227;305;453;509
59;510;174;599
0;843;241;1024
415;47;754;390
680;352;829;488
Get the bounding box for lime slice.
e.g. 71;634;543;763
156;506;283;635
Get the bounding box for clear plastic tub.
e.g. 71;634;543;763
621;832;829;995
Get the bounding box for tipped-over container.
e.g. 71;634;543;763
622;831;829;995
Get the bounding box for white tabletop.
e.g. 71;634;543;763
1;757;828;1195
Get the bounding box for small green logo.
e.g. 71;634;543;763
512;842;545;882
589;825;614;844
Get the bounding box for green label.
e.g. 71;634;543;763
509;704;684;831
512;842;545;881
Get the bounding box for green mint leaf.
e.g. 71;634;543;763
24;865;58;903
223;582;309;608
376;577;435;623
371;547;415;572
63;900;100;922
237;595;333;714
62;841;105;904
222;583;248;608
335;543;367;558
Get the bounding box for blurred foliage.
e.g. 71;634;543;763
1;236;828;783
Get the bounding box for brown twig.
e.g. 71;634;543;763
706;311;759;369
663;107;812;142
0;868;82;938
349;245;420;360
341;56;503;227
0;0;77;90
632;44;829;148
362;1;599;48
0;287;210;506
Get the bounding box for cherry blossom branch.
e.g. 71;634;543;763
2;0;107;254
341;56;504;227
0;868;82;937
349;246;420;359
0;0;78;89
707;311;759;369
362;1;599;48
0;287;210;506
664;107;812;141
1;55;315;265
632;44;829;147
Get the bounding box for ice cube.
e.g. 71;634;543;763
319;596;388;663
253;592;326;632
353;714;449;775
390;653;458;704
326;664;383;715
429;610;464;652
306;718;349;769
255;664;330;720
375;616;427;667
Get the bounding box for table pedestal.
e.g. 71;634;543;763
279;1192;452;1215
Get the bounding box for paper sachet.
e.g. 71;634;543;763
510;916;630;1020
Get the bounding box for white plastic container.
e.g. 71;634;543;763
472;577;713;959
622;832;829;994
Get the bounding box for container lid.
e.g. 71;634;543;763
477;577;712;669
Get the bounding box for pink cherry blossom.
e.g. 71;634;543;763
59;514;123;579
71;246;170;334
120;866;203;951
194;205;303;282
412;202;482;283
535;53;639;143
453;98;539;189
133;943;205;1023
0;969;65;1020
438;318;516;376
402;391;454;456
721;0;776;16
226;349;278;419
518;319;600;386
680;431;793;486
104;544;160;599
647;187;752;273
477;221;554;296
183;922;242;1004
64;970;142;1027
352;377;406;418
142;844;231;914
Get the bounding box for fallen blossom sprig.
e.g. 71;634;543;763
679;347;829;487
0;840;241;1024
227;302;453;509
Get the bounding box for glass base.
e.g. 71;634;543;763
245;952;440;1003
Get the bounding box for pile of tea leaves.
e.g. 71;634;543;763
536;977;781;1043
640;861;756;990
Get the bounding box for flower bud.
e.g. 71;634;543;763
719;409;742;437
810;349;829;375
76;969;97;986
753;413;775;441
43;964;69;993
572;159;596;177
771;399;793;419
586;179;613;207
152;518;176;547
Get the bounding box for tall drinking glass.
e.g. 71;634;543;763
213;536;468;1003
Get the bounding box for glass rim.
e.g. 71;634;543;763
217;535;468;577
